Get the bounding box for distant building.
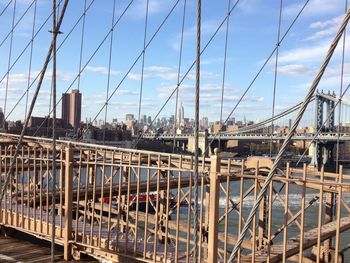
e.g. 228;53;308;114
62;89;82;129
28;116;64;128
178;102;184;127
125;114;134;121
0;107;4;128
200;117;209;130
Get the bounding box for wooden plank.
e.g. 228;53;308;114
251;216;350;262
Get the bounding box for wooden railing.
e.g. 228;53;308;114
1;138;350;262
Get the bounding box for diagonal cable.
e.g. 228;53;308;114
228;7;350;261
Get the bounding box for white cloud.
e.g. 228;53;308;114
279;41;330;63
127;72;151;80
278;64;314;76
145;65;174;72
306;15;344;41
284;0;342;17
85;66;120;76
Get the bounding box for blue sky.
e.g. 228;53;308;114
1;0;350;126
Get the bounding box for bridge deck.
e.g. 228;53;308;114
248;216;350;263
0;233;97;263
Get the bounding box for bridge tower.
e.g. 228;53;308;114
310;90;336;172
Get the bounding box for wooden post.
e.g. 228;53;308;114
64;145;73;260
207;149;220;263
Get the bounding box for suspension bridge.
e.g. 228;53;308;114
1;0;350;262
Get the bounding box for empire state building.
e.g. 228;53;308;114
178;102;184;127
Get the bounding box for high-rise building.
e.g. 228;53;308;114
62;89;82;129
178;102;184;127
0;107;4;128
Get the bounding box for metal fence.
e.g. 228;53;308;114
1;136;350;262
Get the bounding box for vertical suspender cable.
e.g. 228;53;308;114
51;0;58;260
3;0;16;129
219;0;231;149
270;0;283;156
336;0;348;173
137;0;150;124
172;0;187;153
228;6;350;262
77;0;87;91
103;0;117;143
193;0;201;262
0;0;69;227
25;0;38;120
75;0;87;133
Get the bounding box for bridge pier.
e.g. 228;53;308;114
188;131;209;157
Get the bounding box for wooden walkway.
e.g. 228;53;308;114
249;216;350;263
0;232;98;263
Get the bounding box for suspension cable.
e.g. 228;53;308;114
193;0;201;261
51;0;58;260
135;0;306;149
137;0;150;124
102;0;117;143
33;0;135;137
77;0;87;91
32;0;135;136
5;0;94;120
0;0;69;214
0;0;36;50
172;0;187;153
336;0;348;173
134;0;241;147
228;7;350;261
270;0;283;156
3;0;16;129
83;0;181;136
205;0;311;155
219;0;231;149
0;0;13;18
25;0;37;120
0;0;63;87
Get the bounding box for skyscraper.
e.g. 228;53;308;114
0;107;4;128
62;89;82;129
178;102;184;127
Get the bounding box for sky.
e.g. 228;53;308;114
1;0;350;127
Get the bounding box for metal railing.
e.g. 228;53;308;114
1;137;350;262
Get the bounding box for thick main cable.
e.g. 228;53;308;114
228;7;350;261
193;0;201;261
